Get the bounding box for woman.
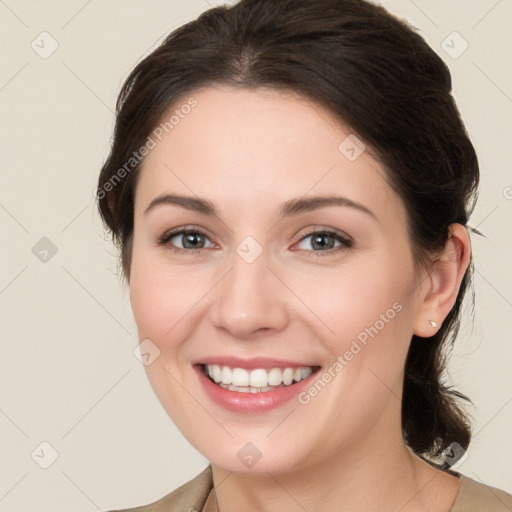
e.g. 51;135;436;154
97;0;511;510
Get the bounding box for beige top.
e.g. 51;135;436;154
107;465;512;512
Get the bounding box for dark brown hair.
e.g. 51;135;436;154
97;0;479;463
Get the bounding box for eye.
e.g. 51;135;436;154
157;228;214;254
294;229;353;256
157;227;353;257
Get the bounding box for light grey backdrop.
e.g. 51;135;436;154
1;0;511;510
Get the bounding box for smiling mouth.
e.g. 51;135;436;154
201;364;320;393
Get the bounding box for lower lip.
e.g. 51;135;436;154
194;365;319;414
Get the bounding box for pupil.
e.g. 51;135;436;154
184;233;203;249
313;234;333;250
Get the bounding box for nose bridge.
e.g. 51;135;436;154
210;241;289;338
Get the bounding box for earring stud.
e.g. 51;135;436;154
429;320;437;327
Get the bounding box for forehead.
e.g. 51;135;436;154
134;86;403;223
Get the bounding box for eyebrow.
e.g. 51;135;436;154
144;193;376;220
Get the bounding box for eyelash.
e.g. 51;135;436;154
157;228;353;257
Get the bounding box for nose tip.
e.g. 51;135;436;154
217;318;274;341
209;258;289;340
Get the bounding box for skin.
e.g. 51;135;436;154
128;85;471;512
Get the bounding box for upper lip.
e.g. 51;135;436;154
193;356;320;370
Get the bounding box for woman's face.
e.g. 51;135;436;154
129;86;426;474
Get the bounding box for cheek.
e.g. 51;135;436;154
128;253;205;431
306;255;415;393
129;270;171;342
306;258;411;344
292;265;414;450
129;247;206;343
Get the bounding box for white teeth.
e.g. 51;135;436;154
268;368;282;386
221;366;231;385
204;364;314;392
211;365;222;383
282;368;294;385
219;382;282;393
228;384;250;392
250;369;267;388
232;368;249;387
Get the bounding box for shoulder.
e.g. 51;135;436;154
105;465;213;512
450;473;512;512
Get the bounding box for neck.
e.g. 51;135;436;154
208;415;459;512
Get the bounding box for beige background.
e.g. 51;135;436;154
1;0;511;510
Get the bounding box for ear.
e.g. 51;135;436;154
413;224;471;338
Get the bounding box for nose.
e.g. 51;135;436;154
209;250;290;340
